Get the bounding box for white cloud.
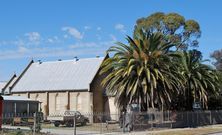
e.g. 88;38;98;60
0;39;115;60
84;26;91;30
47;36;60;44
0;39;25;47
96;34;102;40
115;23;126;33
64;34;69;39
97;27;102;31
54;36;58;40
18;46;29;53
69;40;114;50
47;38;54;43
13;39;25;46
110;34;117;41
62;27;83;40
25;32;41;43
69;42;98;49
0;41;7;46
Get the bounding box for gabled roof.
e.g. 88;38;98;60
2;74;17;95
11;57;104;93
0;81;7;92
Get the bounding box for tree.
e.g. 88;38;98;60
211;49;222;70
179;50;219;110
134;12;201;50
208;71;222;110
100;31;183;111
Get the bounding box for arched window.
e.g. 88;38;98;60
76;93;82;111
35;94;39;101
55;93;60;111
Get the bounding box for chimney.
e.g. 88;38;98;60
74;56;79;61
38;60;42;64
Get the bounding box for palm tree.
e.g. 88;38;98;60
180;50;220;110
100;31;183;111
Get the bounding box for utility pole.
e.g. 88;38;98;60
33;113;36;135
73;113;76;135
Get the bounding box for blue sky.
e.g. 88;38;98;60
0;0;222;81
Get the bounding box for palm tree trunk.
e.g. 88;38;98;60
187;79;193;110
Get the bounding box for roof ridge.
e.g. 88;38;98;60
33;57;104;64
10;56;105;92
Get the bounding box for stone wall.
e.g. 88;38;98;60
12;91;93;117
108;97;119;120
30;92;48;115
48;92;68;115
90;71;105;114
69;91;93;114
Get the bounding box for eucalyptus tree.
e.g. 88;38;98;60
211;49;222;70
100;31;183;111
134;12;201;50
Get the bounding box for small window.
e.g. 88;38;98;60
35;94;39;100
76;94;82;111
55;94;60;111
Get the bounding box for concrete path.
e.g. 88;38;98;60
2;125;121;135
209;133;222;135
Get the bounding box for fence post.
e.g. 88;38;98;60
197;111;199;127
186;111;189;127
170;111;172;128
101;122;103;134
132;112;135;131
33;113;36;135
210;111;212;125
73;113;76;135
122;112;125;133
151;112;153;129
100;114;103;134
168;110;169;121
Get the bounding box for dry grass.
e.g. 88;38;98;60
41;123;222;135
42;123;121;132
147;125;222;135
0;129;46;135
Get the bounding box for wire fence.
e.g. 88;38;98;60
1;112;43;135
47;113;122;134
1;110;222;135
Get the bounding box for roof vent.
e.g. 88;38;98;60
74;56;79;62
38;60;42;64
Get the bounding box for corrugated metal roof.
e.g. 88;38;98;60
11;57;104;92
2;95;37;101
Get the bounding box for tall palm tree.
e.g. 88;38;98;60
180;50;220;110
100;31;183;111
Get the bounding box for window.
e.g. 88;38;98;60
55;93;60;111
35;94;39;101
76;93;82;111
